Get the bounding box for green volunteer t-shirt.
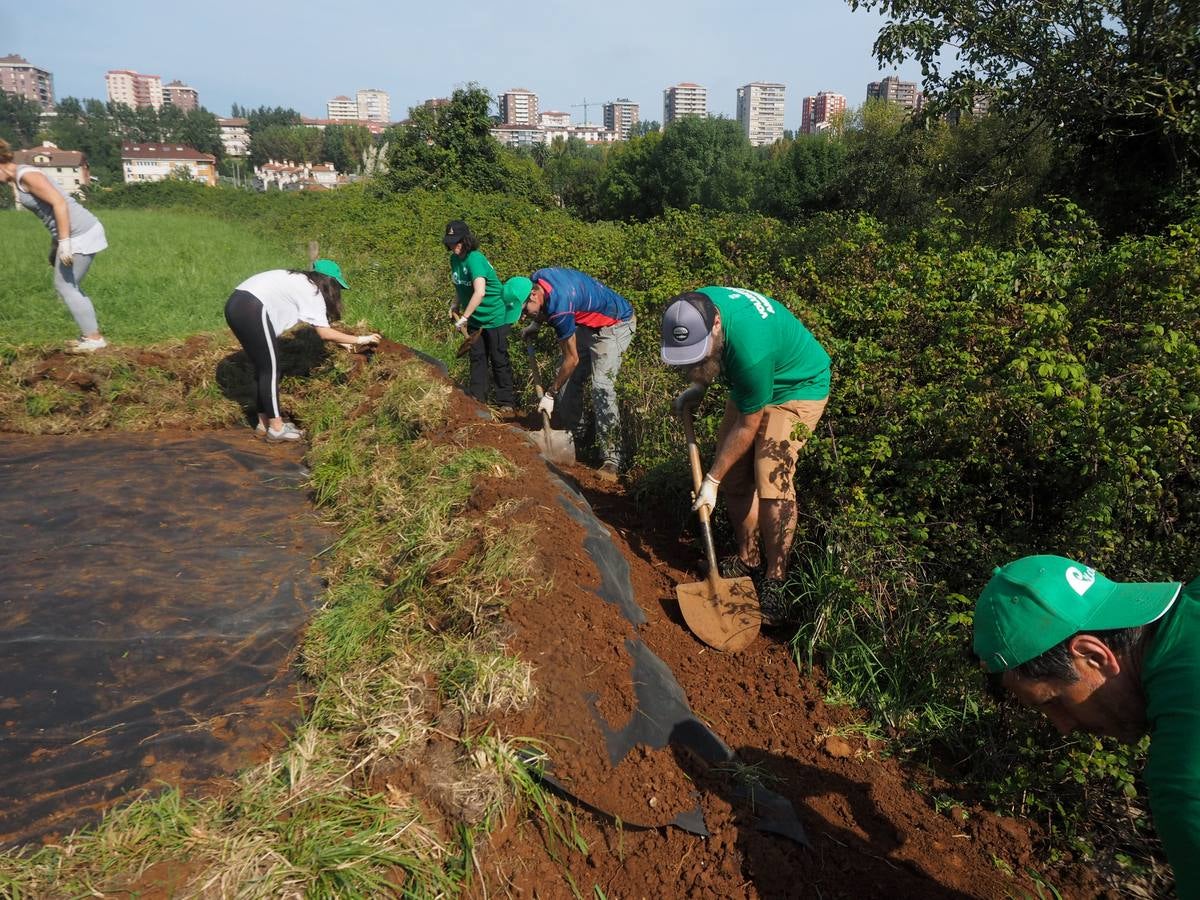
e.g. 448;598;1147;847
1142;577;1200;897
449;250;518;328
698;286;831;413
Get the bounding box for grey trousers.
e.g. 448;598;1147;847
53;253;100;336
556;317;636;468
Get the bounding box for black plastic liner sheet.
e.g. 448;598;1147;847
0;431;332;846
546;464;808;846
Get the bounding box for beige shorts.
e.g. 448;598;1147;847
718;397;828;501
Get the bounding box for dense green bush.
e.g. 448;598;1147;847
91;182;1200;875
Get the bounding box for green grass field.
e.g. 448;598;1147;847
0;208;309;346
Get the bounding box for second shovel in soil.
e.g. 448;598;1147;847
675;410;761;651
524;341;576;465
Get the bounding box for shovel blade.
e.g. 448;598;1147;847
676;575;760;652
530;428;577;465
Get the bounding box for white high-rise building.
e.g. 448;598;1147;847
327;95;357;120
603;99;639;140
499;88;539;126
539;110;571;129
106;70;164;109
736;82;786;146
356;89;390;123
663;83;707;126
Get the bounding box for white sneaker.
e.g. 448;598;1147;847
65;336;108;354
265;422;304;443
256;421;305;436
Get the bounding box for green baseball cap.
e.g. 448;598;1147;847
973;555;1181;673
502;276;533;310
313;258;350;289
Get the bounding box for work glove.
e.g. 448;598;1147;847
57;237;73;268
537;393;555;417
454;316;469;331
521;323;539;342
672;382;708;418
356;333;382;346
691;473;720;516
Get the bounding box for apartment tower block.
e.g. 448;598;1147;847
663;83;707;126
0;54;55;110
106;70;164;109
801;92;847;134
603;99;640;140
736;82;786;146
866;76;923;111
499;88;539;126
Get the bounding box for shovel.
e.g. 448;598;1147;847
524;342;576;465
450;310;483;357
675;411;761;651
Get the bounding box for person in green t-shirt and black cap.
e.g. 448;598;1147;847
973;555;1200;895
660;286;831;625
444;220;520;411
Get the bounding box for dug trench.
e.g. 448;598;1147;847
5;338;1107;897
363;346;1108;899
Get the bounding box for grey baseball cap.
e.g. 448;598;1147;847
661;293;718;366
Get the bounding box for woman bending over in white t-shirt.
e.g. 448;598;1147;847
0;138;109;353
224;259;380;442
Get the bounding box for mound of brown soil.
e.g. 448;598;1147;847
368;345;1107;899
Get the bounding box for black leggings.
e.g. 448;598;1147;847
224;290;281;419
467;323;516;407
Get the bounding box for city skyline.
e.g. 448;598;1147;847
1;1;924;130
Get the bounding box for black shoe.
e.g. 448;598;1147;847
717;555;758;580
758;578;796;627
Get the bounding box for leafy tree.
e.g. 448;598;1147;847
246;106;302;135
629;120;660;138
321;124;373;174
832;99;1060;232
383;84;551;202
250;124;323;166
0;91;42;147
46;97;121;185
175;109;222;158
592;131;664;219
756;134;845;220
542;137;604;212
851;0;1200;226
595;117;758;219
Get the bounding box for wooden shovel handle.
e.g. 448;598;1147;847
525;342;554;434
682;411;721;578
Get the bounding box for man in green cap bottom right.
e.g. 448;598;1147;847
973;554;1199;894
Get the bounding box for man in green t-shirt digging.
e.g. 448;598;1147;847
974;555;1200;894
660;287;831;625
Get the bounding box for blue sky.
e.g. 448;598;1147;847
3;1;924;126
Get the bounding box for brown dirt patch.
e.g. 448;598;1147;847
355;345;1109;899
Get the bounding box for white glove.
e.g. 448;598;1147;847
57;237;73;268
691;473;720;515
454;316;469;330
356;333;381;346
537;393;555;417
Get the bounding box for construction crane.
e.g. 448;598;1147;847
570;97;599;125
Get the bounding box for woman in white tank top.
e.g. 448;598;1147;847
0;138;109;353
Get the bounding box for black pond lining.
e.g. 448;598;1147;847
0;432;332;847
537;461;808;846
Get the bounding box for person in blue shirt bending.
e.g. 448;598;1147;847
502;268;636;481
